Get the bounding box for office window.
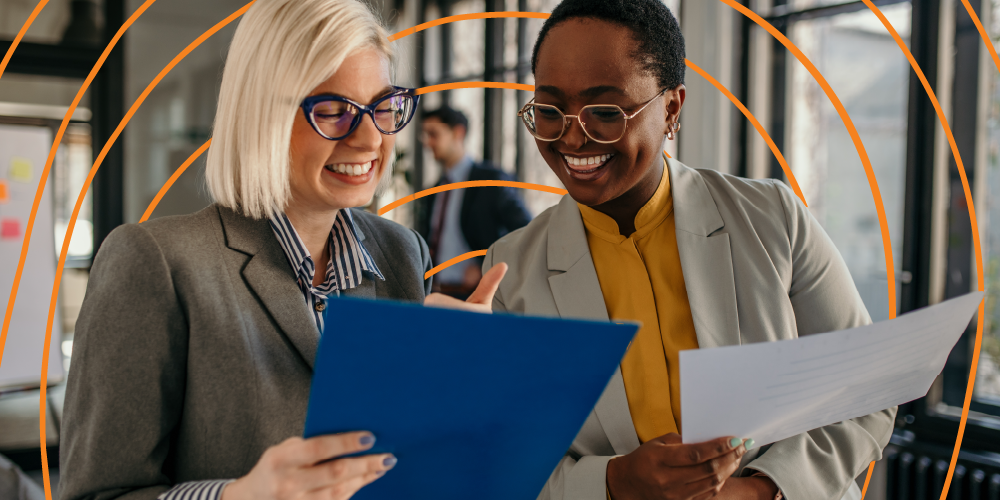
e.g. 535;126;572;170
975;0;1000;405
782;2;911;321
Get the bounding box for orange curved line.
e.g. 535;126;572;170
0;0;51;80
860;2;985;498
389;12;550;41
684;58;806;206
378;180;568;216
417;81;534;95
718;0;895;317
140;140;212;222
425;250;488;280
860;461;876;499
1;0;157;369
961;0;1000;77
36;4;252;499
24;2;162;496
0;3;160;497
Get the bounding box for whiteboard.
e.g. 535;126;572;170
0;123;64;390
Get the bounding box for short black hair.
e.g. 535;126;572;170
422;106;469;131
530;0;685;90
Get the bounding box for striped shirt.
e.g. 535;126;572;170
268;209;384;331
156;209;384;500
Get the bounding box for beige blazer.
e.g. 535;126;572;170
483;157;895;500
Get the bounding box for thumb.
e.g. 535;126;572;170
466;262;508;306
653;433;683;446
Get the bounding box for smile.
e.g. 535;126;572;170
324;160;374;176
563;154;614;174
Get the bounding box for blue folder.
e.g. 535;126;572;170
304;297;637;500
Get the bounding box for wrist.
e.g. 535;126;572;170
219;479;240;500
605;456;622;500
747;474;781;500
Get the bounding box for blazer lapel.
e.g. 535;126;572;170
669;158;741;349
219;207;320;369
546;196;641;455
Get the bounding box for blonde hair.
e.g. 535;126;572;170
206;0;394;219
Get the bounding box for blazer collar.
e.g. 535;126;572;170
217;205;321;369
668;156;725;237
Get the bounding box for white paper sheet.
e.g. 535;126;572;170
680;291;984;445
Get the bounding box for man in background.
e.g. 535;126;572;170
417;106;532;299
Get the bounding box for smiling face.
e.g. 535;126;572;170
532;18;683;210
287;47;395;214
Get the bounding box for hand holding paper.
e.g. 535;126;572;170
680;291;984;446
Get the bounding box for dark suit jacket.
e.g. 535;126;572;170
415;161;532;257
59;204;431;500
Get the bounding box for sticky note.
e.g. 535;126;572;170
9;157;33;183
0;180;7;204
1;218;21;239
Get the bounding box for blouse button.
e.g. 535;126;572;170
315;301;327;312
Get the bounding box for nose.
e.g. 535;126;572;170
344;112;383;151
560;115;588;150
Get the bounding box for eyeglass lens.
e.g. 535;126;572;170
522;104;627;142
311;94;415;139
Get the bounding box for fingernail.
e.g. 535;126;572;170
729;438;741;448
383;456;398;468
744;438;755;451
359;434;375;446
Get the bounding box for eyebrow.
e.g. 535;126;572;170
535;84;627;100
313;85;397;103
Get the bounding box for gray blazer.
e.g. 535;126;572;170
59;204;431;500
483;158;896;500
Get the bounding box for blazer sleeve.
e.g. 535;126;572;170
59;224;189;500
482;245;506;313
743;181;897;500
414;227;434;297
485;246;616;500
495;174;533;234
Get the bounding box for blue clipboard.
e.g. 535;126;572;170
304;296;637;500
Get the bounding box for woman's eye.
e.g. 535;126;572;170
537;108;562;119
590;109;622;121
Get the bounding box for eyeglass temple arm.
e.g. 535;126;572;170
624;88;670;119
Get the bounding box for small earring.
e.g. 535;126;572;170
667;122;681;140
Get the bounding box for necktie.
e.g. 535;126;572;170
428;177;451;262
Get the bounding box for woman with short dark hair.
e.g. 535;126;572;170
485;1;894;499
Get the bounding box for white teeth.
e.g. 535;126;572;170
563;154;614;169
327;161;374;176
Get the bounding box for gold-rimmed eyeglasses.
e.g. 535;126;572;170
517;88;669;144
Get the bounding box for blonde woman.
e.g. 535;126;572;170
58;1;503;499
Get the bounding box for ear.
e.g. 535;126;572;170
455;124;469;142
662;84;687;134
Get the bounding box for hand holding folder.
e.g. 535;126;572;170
305;297;638;500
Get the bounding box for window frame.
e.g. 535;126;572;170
754;0;1000;450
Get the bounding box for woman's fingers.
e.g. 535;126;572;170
466;263;508;306
298;454;396;492
303;469;386;500
423;292;491;313
275;432;376;467
651;434;746;468
671;445;744;484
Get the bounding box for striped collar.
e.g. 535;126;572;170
269;209;385;294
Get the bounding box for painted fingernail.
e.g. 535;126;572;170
744;438;755;451
359;434;375;446
730;438;741;448
383;456;398;468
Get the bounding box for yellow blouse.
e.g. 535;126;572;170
578;162;700;443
